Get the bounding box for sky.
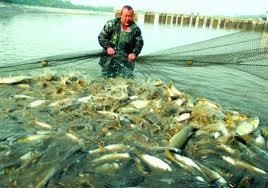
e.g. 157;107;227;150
70;0;268;16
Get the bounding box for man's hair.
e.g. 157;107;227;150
121;5;134;15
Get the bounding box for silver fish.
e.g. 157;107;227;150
140;154;172;172
28;100;48;108
0;76;30;84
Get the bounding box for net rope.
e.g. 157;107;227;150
0;31;268;124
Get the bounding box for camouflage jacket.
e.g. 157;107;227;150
98;18;144;56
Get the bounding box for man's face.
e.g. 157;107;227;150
121;8;134;27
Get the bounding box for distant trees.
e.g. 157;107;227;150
0;0;71;7
0;0;113;12
0;0;12;2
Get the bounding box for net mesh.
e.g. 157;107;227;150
136;31;268;80
0;31;268;124
1;29;268;187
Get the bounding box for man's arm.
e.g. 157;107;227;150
132;27;144;56
98;20;114;50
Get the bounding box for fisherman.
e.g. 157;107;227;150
98;5;144;78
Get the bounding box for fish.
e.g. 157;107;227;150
148;146;182;154
88;144;131;155
117;107;140;114
222;155;267;175
20;151;34;161
218;144;237;155
19;151;42;169
237;177;250;188
97;111;119;119
169;126;194;149
174;98;187;107
170;152;202;171
235;117;259;136
0;76;30;84
130;99;149;109
36;131;51;135
166;150;208;183
174;113;191;122
49;98;72;107
197;98;220;110
131;141;182;154
129;95;139;100
92;153;130;165
196;162;228;187
17;84;31;89
154;80;164;86
213;132;221;139
14;94;34;99
66;133;79;141
166;81;184;100
255;134;265;146
246;142;268;161
77;95;93;103
35;120;52;129
198;122;229;136
140;154;172;172
195;176;206;183
95;162;120;173
18;134;48;142
28;100;48;108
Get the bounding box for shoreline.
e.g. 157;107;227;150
0;2;113;16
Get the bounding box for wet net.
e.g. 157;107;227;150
136;31;268;80
1;31;268;121
1;31;268;78
1;31;268;187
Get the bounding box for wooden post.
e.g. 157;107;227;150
217;18;221;29
212;17;218;29
198;16;204;28
191;16;197;27
220;18;225;29
167;14;172;25
205;17;211;28
183;15;191;26
172;15;177;25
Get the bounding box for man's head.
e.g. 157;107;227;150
120;5;134;27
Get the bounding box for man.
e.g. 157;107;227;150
98;5;144;78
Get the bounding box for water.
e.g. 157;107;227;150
0;11;234;63
0;11;268;124
1;9;268;187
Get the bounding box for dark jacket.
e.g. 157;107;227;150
98;18;144;56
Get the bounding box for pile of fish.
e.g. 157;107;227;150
0;75;267;187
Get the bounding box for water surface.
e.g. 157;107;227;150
0;11;267;124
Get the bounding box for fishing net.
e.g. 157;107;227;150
136;31;268;80
1;30;268;187
135;31;268;125
1;31;267;123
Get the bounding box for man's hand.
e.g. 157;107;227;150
107;47;115;56
128;53;136;62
